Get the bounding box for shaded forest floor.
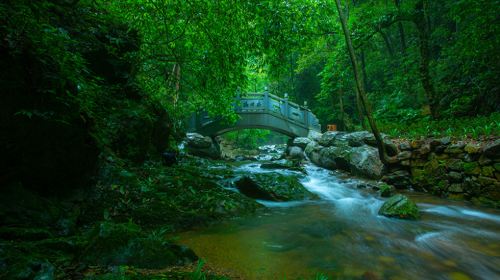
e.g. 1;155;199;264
0;156;261;279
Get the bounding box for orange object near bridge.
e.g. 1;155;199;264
327;124;337;131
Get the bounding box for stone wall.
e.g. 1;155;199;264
384;138;500;207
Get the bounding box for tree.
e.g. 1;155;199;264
334;0;396;164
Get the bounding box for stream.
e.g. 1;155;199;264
178;146;500;279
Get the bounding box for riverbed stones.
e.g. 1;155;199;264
288;146;305;160
318;131;345;146
483;139;500;158
350;146;385;179
307;130;322;142
301;131;391;179
292;137;312;149
379;184;395;197
184;133;220;159
464;143;481;154
378;194;420;220
234;173;316;201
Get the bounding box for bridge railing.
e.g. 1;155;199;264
235;91;320;131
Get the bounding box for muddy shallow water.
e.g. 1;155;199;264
178;163;500;279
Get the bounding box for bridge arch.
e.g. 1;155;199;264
187;91;321;138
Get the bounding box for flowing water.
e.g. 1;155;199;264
178;160;500;279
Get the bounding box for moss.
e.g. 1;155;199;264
379;184;394;197
463;162;481;175
481;166;495;177
234;173;317;201
378;194;420;220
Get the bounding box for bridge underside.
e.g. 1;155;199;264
192;112;312;138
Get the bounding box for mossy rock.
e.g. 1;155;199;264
234;173;316;201
82;221;197;268
481;166;495;177
463;162;481;175
379;184;394;198
378;194;420;220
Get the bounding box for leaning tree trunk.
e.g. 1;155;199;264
334;0;396;164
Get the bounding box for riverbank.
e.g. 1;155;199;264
0;156;261;279
286;131;499;208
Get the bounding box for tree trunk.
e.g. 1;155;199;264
337;88;345;131
334;0;396;164
379;30;395;57
414;0;439;118
360;49;369;91
355;87;366;130
394;0;407;54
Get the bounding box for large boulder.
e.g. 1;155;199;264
304;141;323;164
234;173;316;201
318;131;346;147
307;130;323;142
378;194;420;220
292;137;312;149
349;146;385;179
184;133;220;159
288;146;305;160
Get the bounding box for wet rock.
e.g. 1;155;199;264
447;171;463;183
378;194;420;220
304;141;322;164
292;137;312;149
399;142;411;151
448;183;464;193
234;173;316;201
464;143;481;154
463;162;481;175
379;184;395;197
318;131;346;146
382;170;411;189
446;159;464;171
439;137;452;146
445;142;466;154
397;151;412;161
483;139;500;158
350;146;385;179
184;133;220;159
478;154;493;166
307;130;323;142
478;176;496;186
260;161;303;172
481;166;495;177
185;133;212;148
288;146;305;160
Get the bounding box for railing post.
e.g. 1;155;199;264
284;93;289;118
263;88;270;112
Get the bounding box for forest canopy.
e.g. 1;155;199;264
1;0;499;175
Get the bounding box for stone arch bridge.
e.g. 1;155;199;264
187;91;321;138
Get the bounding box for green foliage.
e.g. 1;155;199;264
378;112;500;139
222;129;273;149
